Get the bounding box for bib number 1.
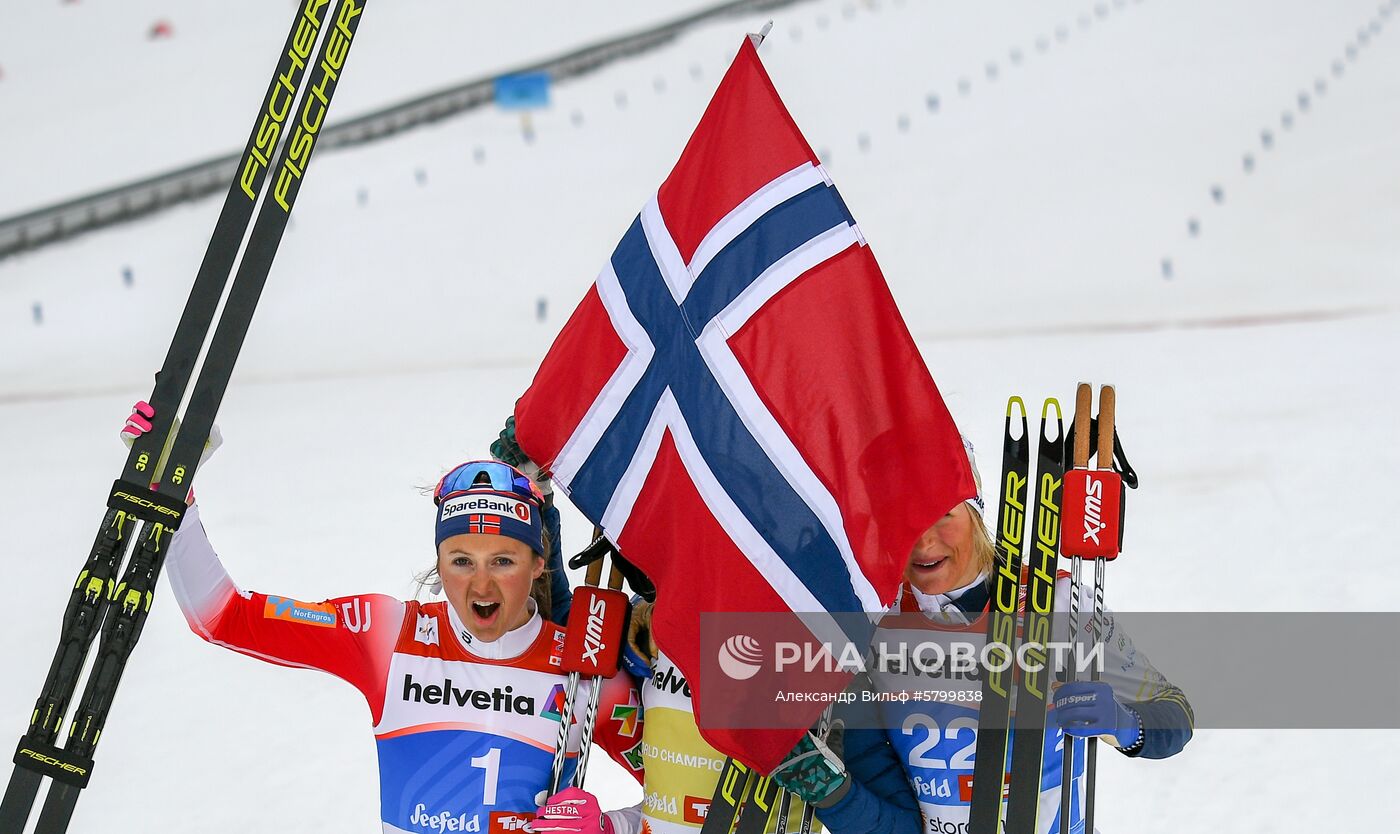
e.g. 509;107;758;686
471;747;501;805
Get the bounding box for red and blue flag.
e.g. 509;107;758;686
517;37;973;771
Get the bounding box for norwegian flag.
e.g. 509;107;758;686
516;37;973;771
467;514;501;535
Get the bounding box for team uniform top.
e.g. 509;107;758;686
165;503;637;834
617;650;813;834
868;576;1193;834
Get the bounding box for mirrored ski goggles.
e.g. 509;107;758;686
433;460;544;507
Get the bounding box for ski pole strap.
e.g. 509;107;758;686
568;534;656;602
1063;420;1138;488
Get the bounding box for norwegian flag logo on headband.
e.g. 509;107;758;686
436;492;540;553
515;37;973;771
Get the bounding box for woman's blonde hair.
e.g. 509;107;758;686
966;502;997;582
416;525;554;621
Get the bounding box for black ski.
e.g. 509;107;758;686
966;396;1031;834
1002;400;1064;834
700;759;756;834
1;0;327;825
732;772;781;834
730;704;831;834
154;0;366;506
772;790;793;834
2;2;367;832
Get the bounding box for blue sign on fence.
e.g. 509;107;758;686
494;73;551;110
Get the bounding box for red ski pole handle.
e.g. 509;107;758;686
561;583;630;677
1062;384;1122;559
1061;468;1121;559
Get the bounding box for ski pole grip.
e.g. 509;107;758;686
1097;386;1116;468
561;586;630;677
1060;469;1122;559
1073;383;1092;468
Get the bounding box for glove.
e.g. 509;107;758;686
491;415;552;496
529;787;611;834
621;599;656;679
769;726;848;807
119;401;223;504
119;401;224;467
1052;681;1143;749
121;400;155;440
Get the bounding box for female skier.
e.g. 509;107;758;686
489;421;924;834
122;404;638;834
778;439;1194;834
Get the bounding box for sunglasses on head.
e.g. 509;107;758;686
433;460;544;507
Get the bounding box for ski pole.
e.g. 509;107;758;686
572;557;628;786
548;553;600;795
548;530;629;793
795;705;835;834
1083;385;1118;834
1059;383;1093;831
1059;383;1124;833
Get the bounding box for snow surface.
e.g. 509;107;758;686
0;0;728;216
2;0;1399;831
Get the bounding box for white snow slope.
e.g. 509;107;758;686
2;0;1398;831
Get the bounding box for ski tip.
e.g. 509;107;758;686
1041;397;1062;422
1006;395;1026;418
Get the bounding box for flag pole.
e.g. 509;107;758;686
749;20;773;47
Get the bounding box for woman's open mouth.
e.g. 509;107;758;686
909;555;948;574
470;600;501;626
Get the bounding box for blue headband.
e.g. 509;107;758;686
435;488;543;554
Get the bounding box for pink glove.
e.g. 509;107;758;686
529;787;611;834
118;400;222;505
120;401;155;442
119;401;222;463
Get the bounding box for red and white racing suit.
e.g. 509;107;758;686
165;504;642;834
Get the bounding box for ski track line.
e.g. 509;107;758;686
911;302;1393;343
3;303;1390;407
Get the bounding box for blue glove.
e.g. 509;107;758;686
1052;681;1142;749
770;727;848;807
490;415;552;496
